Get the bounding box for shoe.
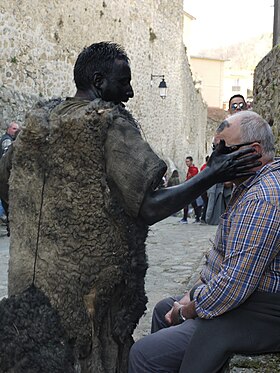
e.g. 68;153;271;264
192;220;200;224
179;219;188;224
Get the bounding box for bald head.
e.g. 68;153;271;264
215;111;275;170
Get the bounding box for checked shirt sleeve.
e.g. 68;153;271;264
194;199;280;319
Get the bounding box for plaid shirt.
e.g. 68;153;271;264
194;159;280;319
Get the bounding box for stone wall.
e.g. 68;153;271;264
0;0;207;175
253;45;280;155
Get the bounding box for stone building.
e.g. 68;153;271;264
0;0;207;175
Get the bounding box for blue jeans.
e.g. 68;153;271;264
0;200;5;217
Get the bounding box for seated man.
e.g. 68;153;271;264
129;110;280;373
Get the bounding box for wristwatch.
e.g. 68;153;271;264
178;306;187;323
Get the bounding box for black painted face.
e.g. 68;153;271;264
101;59;134;104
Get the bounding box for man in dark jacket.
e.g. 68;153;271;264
0;121;19;222
0;121;19;158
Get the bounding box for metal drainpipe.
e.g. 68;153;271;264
273;0;280;47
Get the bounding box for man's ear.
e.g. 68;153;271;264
92;72;105;89
253;142;262;155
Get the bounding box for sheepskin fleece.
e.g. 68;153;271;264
8;98;165;372
0;285;75;373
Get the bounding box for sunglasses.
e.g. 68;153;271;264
212;140;260;152
231;102;246;110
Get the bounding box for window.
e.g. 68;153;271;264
232;78;240;92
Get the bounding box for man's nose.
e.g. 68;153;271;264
127;86;134;98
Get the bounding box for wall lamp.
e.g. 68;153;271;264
151;74;168;99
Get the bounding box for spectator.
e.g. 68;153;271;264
167;169;180;187
200;155;209;172
0;121;20;224
0;200;6;224
167;170;181;217
205;181;233;225
0;121;20;157
228;94;247;115
180;156;201;224
200;156;209;223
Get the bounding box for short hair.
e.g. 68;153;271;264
74;42;129;90
7;121;19;129
238;111;275;160
186;156;193;161
228;94;246;109
171;170;179;177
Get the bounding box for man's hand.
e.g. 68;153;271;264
165;293;191;326
167;301;182;325
206;140;262;182
166;301;198;326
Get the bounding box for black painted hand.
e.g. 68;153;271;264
206;140;262;182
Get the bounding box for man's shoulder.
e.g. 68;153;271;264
259;160;280;196
24;98;64;124
190;165;199;174
189;164;198;170
254;160;280;187
0;133;11;142
51;97;121;121
0;134;12;153
243;160;280;205
51;97;91;116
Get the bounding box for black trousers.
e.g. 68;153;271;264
183;200;202;222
